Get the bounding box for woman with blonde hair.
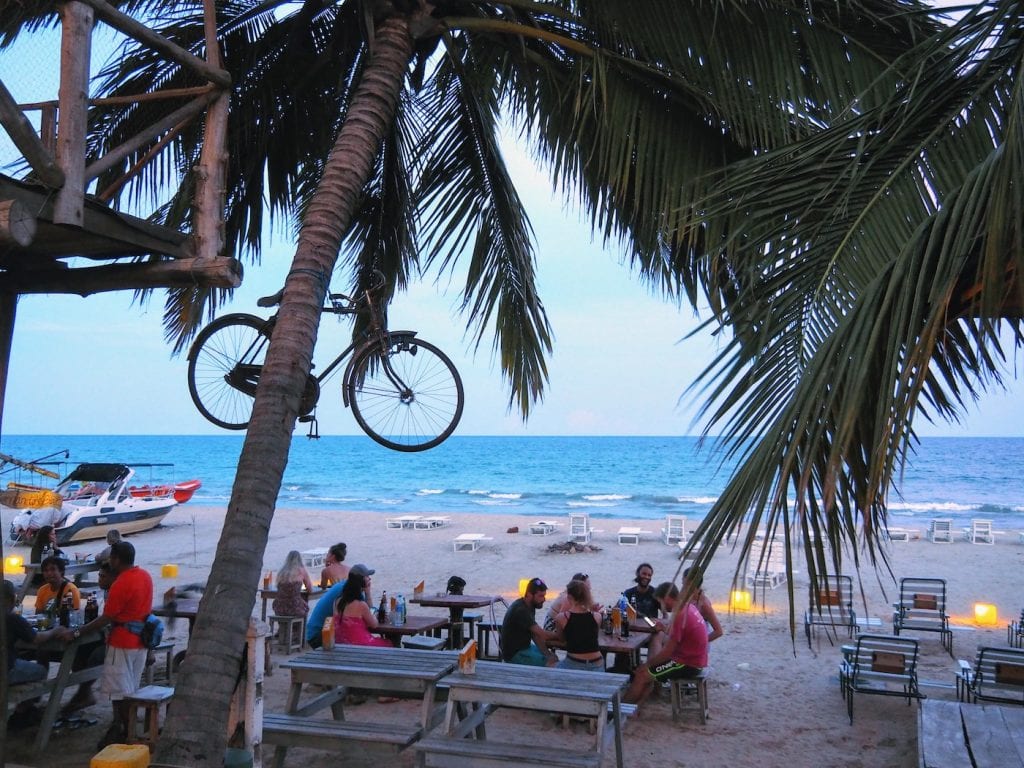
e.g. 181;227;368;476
553;579;604;672
272;550;314;618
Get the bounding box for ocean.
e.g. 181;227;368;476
1;435;1021;530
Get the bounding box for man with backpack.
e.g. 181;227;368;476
55;540;153;748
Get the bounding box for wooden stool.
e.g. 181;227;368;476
122;684;174;748
462;612;483;642
268;615;304;654
143;641;175;684
669;670;709;724
476;621;501;659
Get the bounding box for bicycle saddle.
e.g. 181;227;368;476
256;289;284;308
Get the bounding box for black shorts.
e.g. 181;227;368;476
649;660;702;681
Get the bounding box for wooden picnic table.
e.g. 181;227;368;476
918;699;1024;767
152;597;201;636
372;614;449;645
8;629;104;755
418;661;630;768
257;586;325;621
410;593;499;648
267;645;459;768
17;559;102;602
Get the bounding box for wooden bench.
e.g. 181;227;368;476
957;646;1024;705
402;635;447;651
415;736;602;767
918;699;1024;768
263;713;421;753
122;684;174;749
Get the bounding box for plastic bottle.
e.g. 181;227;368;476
395;594;406;626
321;616;335;650
619;594;630;637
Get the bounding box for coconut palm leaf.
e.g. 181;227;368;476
674;0;1024;618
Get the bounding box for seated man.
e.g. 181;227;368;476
624;581;708;705
3;579;57;729
623;563;659;618
500;577;559;666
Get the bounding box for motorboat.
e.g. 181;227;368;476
5;462;200;545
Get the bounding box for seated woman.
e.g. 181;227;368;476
271;550;314;619
319;542;349;589
683;567;723;642
333;571;391;648
543;572;599;631
553;579;604;672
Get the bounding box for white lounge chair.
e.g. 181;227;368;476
744;548;787;589
963;519;994;545
528;520;560;536
452;533;492;552
414;516;451;530
617;527;651;546
661;515;687;545
926;518;954;543
568;513;592;544
386;515;422;530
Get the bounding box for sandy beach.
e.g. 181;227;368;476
3;503;1022;767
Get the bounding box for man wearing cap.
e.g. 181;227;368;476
306;563;374;649
500;577;559;666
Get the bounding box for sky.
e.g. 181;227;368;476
1;10;1021;438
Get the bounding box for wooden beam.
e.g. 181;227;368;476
5;257;243;295
80;0;231;89
19;84;216;111
53;1;93;227
0;79;65;188
0;200;38;246
84;90;216;182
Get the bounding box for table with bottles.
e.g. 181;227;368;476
371;614;450;645
408;593;500;649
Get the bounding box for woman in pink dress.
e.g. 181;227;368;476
333;571;391;647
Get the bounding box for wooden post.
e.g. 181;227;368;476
0;80;65;188
53;1;93;226
225;619;269;768
192;0;229;261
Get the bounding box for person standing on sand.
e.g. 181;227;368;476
54;540;152;748
95;529;121;565
501;577;559;667
624;581;708;705
320;542;349;588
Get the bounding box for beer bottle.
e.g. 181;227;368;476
377;592;388;623
84;593;99;623
59;593;72;628
602;608;613;636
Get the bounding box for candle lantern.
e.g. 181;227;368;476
974;603;997;626
730;590;752;611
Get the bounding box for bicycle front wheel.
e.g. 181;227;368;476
187;314;271;430
347;334;464;452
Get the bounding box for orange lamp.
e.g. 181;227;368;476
3;554;24;574
518;578;531;597
731;590;752;611
974;603;998;626
161;564;179;579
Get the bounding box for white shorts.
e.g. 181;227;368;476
100;646;148;700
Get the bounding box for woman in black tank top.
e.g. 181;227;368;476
554;579;604;671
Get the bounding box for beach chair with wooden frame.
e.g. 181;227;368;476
804;575;857;649
892;577;954;657
956;646;1024;705
926;518;954;543
839;634;924;724
661;515;687;545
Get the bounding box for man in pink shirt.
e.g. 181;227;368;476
56;540;153;747
624;581;708;705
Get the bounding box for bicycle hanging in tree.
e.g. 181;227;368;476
186;274;464;452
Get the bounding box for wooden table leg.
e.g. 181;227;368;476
32;640;77;754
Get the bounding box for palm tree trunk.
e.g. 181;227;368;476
154;16;414;766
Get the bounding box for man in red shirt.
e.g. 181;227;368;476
56;540;153;747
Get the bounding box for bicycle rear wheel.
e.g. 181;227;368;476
187;314;270;430
347;334;464;452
